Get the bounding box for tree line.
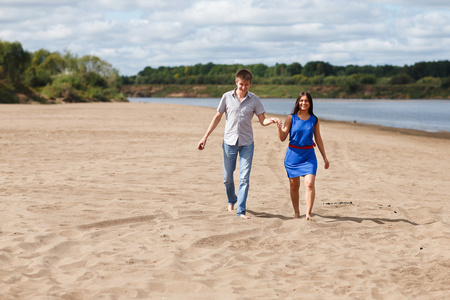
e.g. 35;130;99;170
0;40;125;103
122;61;450;92
2;39;449;103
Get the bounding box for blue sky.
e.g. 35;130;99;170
1;0;449;75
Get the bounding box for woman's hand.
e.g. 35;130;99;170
324;158;330;169
270;118;282;128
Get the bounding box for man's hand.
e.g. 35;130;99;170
198;137;207;150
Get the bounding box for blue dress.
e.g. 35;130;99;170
284;114;318;178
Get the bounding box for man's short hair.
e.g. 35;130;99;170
235;69;253;82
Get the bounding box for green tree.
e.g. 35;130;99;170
374;65;401;77
441;77;450;89
25;51;65;87
0;40;30;83
286;62;302;76
275;63;287;76
248;63;268;77
417;76;440;86
390;73;414;85
344;77;360;93
359;74;377;84
200;62;215;75
302;61;334;77
323;75;337;85
30;49;52;66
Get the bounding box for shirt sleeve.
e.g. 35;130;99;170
217;93;227;114
254;96;265;116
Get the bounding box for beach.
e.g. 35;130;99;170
0;102;449;299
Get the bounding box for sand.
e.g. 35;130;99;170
0;102;449;299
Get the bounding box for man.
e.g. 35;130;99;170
197;69;279;219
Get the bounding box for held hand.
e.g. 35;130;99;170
270;118;282;128
276;119;283;128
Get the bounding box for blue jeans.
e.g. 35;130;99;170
222;141;254;216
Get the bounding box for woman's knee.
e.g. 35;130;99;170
289;178;300;190
304;178;315;190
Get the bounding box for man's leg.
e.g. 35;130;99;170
223;141;238;209
236;142;254;217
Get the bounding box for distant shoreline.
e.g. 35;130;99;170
121;84;450;100
128;97;450;135
318;118;450;140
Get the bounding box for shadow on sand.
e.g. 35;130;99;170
314;214;422;225
248;210;431;226
247;210;292;221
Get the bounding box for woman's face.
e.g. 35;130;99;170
298;95;310;111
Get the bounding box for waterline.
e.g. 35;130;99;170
129;97;450;133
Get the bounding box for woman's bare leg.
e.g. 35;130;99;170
304;174;316;220
289;177;301;218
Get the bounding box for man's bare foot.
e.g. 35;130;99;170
293;212;300;219
239;214;251;219
227;204;234;211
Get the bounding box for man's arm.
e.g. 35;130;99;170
197;111;223;150
257;113;278;126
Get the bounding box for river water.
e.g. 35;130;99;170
128;97;450;133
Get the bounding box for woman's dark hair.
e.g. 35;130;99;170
291;91;318;125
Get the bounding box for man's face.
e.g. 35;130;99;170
235;79;251;94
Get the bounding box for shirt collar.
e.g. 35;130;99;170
233;89;251;100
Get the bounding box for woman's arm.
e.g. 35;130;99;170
278;115;291;142
313;120;330;169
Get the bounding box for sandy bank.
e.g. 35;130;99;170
0;103;448;299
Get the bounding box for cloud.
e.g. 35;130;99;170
0;0;449;75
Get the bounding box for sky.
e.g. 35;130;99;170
1;0;449;76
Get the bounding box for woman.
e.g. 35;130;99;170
276;92;330;220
